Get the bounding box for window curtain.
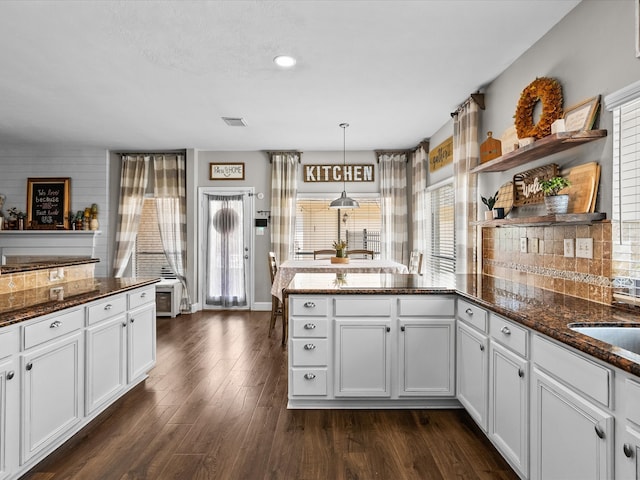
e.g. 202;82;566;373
270;152;300;262
379;152;408;264
411;144;428;255
113;155;149;277
453;99;480;275
153;154;191;312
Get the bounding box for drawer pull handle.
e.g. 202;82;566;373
26;362;33;371
304;344;316;350
6;371;14;380
50;320;62;329
141;292;147;298
623;443;634;458
501;326;511;335
518;368;524;378
594;425;605;439
465;308;473;315
303;373;316;380
104;304;113;310
303;302;315;308
304;323;316;330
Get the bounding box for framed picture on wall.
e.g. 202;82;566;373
563;96;600;132
27;177;71;229
210;162;245;180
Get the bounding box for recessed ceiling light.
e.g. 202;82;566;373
273;55;296;68
222;117;247;127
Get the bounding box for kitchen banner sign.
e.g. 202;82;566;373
303;164;375;183
429;136;453;173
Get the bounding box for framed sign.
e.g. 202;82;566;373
429;136;453;172
27;177;71;229
210;162;245;180
563;96;600;132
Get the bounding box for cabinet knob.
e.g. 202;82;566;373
500;326;511;335
623;443;634;458
303;323;316;330
130;318;135;323
303;344;316;350
479;344;485;351
26;362;33;371
465;308;473;316
303;302;315;308
594;424;605;439
49;320;62;329
6;371;14;380
518;368;524;378
401;325;405;332
303;373;316;380
386;326;391;333
122;322;127;328
104;304;113;310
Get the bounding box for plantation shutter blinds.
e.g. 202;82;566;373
424;182;455;283
613;97;640;234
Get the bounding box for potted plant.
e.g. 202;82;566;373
481;191;498;220
331;240;349;263
7;207;26;230
539;176;571;214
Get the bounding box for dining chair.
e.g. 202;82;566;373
347;249;374;259
267;252;283;338
408;250;423;274
313;249;336;259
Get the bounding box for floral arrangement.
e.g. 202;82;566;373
7;207;25;219
332;240;348;258
514;77;563;139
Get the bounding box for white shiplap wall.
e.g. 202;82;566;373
0;146;110;276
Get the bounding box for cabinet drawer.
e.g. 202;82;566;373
489;314;528;358
626;378;640;426
457;299;487;332
0;328;18;359
398;296;454;317
334;297;391;317
533;334;611;407
291;339;328;366
128;286;155;310
290;297;328;317
87;295;127;325
291;318;328;338
23;308;84;350
290;368;327;396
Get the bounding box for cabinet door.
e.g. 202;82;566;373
127;304;156;382
85;315;127;415
620;426;640;480
0;358;18;480
21;332;83;464
399;319;455;396
489;341;528;477
456;321;489;431
334;320;391;397
530;368;614;480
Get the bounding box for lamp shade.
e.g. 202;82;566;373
329;190;359;209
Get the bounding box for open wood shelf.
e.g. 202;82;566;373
474;212;607;227
471;130;608;173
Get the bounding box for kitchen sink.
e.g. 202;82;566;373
568;324;640;355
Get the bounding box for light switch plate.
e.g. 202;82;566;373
576;237;593;259
530;238;539;254
564;239;574;257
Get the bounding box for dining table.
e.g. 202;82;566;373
270;258;409;302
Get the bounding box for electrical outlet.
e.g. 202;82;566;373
50;287;64;300
564;239;574;257
530;238;539;254
520;237;528;253
576;237;593;259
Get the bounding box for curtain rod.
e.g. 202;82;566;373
265;151;303;163
119;151;185;157
375;149;411;163
450;91;485;118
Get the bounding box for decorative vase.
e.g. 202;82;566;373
90;216;99;231
544;194;569;215
484;210;494;221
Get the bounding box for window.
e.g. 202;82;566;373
424;181;455;284
294;196;381;258
134;197;168;278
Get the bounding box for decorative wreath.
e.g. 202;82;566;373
514;77;563;139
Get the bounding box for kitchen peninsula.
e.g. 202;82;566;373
0;257;158;480
284;272;640;479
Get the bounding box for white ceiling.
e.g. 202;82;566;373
0;0;580;152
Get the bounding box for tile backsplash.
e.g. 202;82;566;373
482;222;612;305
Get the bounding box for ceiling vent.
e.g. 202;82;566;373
222;117;247;127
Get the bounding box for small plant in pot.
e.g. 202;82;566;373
539;176;571;215
481;191;498;220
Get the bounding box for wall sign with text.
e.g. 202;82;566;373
303;164;375;182
210;163;245;180
429;136;453;172
27;177;71;229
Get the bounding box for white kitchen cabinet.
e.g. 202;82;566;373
0;357;18;480
530;368;614;480
398;319;455;396
334;319;391;397
620;426;640;480
21;331;83;464
456;320;489;431
127;302;156;382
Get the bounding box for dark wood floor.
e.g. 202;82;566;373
24;310;517;480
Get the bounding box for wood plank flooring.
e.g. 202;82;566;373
24;310;518;480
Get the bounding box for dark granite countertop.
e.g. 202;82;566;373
0;257;99;274
0;277;160;328
284;273;640;378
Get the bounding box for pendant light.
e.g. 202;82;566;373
330;122;359;209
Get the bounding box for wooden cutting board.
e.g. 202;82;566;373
493;181;514;216
560;162;600;214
